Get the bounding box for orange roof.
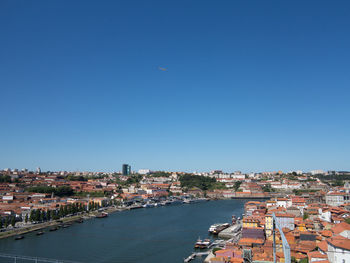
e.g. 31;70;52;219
238;238;264;246
307;251;328;259
331;222;350;235
327;235;350;251
317;240;328;253
320;230;333;237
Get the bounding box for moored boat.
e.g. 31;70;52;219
15;235;24;240
211;223;230;234
96;212;108;218
36;231;44;236
194;238;211;249
209;223;222;233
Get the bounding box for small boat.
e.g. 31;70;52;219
194;238;211;249
96;212;108;218
76;218;83;223
15;235;24;240
209;223;222;233
62;224;71;228
211;223;230;235
36;231;44;236
49;227;58;231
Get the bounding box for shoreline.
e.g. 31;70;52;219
0;206;124;240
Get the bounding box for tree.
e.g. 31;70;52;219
63;205;68;216
30;210;35;222
11;216;16;227
35;209;41;222
0;218;3;228
59;206;64;217
303;213;309;220
40;210;46;221
234;181;242;191
50;210;56;220
25;214;28;223
4;217;9;228
46;210;51;221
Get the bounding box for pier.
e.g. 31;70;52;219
218;222;242;240
184;251;210;262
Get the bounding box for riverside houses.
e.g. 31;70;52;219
210;193;350;263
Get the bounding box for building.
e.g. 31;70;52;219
122;164;131;176
138;169;150;175
326;192;350;206
326;235;350;263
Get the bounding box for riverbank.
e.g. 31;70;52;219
0;205;124;240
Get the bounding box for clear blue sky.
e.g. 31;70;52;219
1;1;349;173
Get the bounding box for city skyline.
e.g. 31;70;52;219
1;1;350;172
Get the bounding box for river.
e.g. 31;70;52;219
0;199;248;263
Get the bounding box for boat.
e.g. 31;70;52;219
49;227;58;231
76;218;83;223
15;235;24;240
194;238;211;249
142;202;156;208
211;223;230;234
36;231;44;236
232;215;237;224
208;223;222;233
96;212;108;218
62;224;71;228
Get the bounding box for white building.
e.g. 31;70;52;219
138;169;151;175
326;192;350;206
327;235;350;263
310;170;325;175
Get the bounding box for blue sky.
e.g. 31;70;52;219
1;1;349;173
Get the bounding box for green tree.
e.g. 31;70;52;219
46;210;51;221
50;210;56;220
63;205;68;216
303;213;309;220
35;209;41;222
25;214;28;223
234;181;242;191
59;206;64;217
29;210;35;222
4;217;9;228
11;216;16;227
0;218;3;228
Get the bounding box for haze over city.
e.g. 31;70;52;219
1;0;350;172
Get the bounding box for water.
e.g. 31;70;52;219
0;199;248;263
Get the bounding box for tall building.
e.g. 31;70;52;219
122;164;131;175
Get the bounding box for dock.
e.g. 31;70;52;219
218;222;242;239
184;251;210;262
